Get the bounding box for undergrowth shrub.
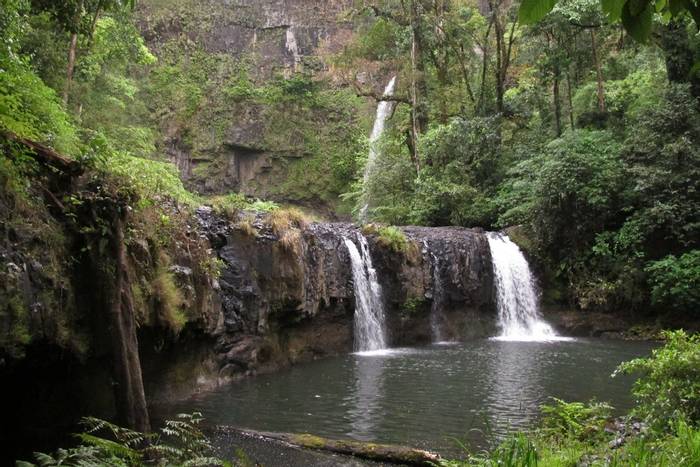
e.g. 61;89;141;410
18;413;224;466
362;224;406;252
615;330;700;431
210;193;249;219
100;152;197;208
150;257;187;334
540;398;613;442
235;214;258;237
645;251;700;313
268;207;308;235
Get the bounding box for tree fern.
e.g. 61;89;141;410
20;413;227;467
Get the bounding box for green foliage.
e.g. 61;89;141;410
100;151;197;207
249;199;280;213
400;297;426;316
518;0;700;42
20;413;226;466
412;117;502;227
210;193;252;218
445;433;539;467
646;251;700;312
73;14;158;158
540;398;613;441
362;115;503;227
150;258;187;334
368;225;410;253
0;49;79;153
615;330;700;431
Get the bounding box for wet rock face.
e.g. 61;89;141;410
137;0;356;200
195;209;497;379
196;209;358;378
373;226;497;345
139;0;353;73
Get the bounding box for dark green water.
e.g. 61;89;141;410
162;338;654;456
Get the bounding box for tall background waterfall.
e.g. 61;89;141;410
360;76;397;220
487;233;561;341
344;235;387;351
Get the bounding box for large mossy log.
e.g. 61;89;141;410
1;130;83;176
219;427;442;466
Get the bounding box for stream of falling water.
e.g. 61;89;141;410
487;232;568;342
360;76;397;221
344;234;387;352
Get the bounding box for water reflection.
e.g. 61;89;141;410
157;339;655;457
346;354;386;440
483;341;547;440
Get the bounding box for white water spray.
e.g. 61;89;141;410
360;76;397;220
429;250;446;343
487;233;566;342
344;234;387;351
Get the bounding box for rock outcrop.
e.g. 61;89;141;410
192;209;497;383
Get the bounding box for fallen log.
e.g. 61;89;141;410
217;426;442;466
1;130;83;176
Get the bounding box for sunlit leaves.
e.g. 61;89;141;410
601;0;626;19
519;0;558;23
519;0;700;42
621;0;654;42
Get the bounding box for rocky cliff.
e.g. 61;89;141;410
188;209;496;388
136;0;363;207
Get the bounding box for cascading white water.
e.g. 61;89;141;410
344;234;388;351
487;232;562;342
429;250;446;343
360;76;397;220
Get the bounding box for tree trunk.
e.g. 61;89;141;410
660;18;700;100
476;21;493;114
590;29;606;112
405;126;420;175
221;428;442;466
63;32;78;106
434;0;449;123
107;213;151;433
566;71;575;129
553;74;562;137
410;0;428;165
493;9;504;113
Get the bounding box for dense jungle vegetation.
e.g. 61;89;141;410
1;0;700;464
341;0;700;318
3;0;698;320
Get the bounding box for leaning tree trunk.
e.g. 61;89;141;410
84;201;150;433
106;212;151;433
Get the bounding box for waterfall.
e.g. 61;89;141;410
344;234;388;351
428;249;447;343
487;232;562;342
360;76;397;220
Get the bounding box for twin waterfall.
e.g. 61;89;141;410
486;233;559;341
351;79;560;348
345;231;561;352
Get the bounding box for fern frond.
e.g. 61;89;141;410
76;433;140;461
